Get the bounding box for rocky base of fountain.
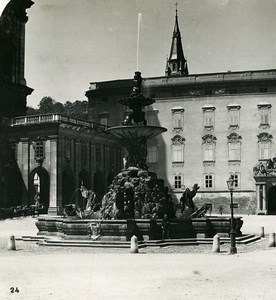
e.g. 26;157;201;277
35;166;243;241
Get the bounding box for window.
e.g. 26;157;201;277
229;143;241;161
227;133;242;161
259;142;269;160
204;144;215;161
34;141;45;161
171;135;185;163
98;112;109;126
174;174;183;189
204;173;214;189
227;104;241;128
202;134;216;162
147;145;158;163
204;111;214;127
172;145;183;162
100;117;108;126
202;105;215;129
258;132;272;161
229;110;239;126
146;109;159;126
258;103;271;127
171;107;184;131
230;173;240;189
260;110;269;125
65;139;71;159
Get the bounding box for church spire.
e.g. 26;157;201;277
165;3;188;76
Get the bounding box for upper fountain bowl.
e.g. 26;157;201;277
107;125;167;140
119;94;155;107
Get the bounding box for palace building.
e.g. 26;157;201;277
86;9;276;215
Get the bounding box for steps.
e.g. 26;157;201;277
20;234;262;248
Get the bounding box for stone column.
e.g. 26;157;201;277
256;184;261;213
262;184;267;213
20;138;29;205
256;182;266;214
48;136;58;215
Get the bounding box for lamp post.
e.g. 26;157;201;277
226;175;237;255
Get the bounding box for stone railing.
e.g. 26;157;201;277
11;114;108;131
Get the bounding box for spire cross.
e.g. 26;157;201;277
175;2;178;15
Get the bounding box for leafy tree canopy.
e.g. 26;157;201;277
27;97;88;120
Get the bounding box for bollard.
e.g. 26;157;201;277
130;235;138;253
8;235;16;251
259;226;265;238
212;234;220;253
268;233;276;247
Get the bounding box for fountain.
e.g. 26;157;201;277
35;72;243;243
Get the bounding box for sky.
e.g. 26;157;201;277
7;0;276;107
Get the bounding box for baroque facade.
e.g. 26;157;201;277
86;10;276;215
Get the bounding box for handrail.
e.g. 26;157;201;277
11;114;108;131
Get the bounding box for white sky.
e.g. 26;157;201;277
14;0;276;107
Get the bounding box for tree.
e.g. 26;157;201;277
26;97;88;120
38;96;56;114
26;106;39;115
64;100;88;120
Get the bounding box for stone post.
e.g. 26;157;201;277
8;235;16;251
268;233;276;247
259;226;265;238
212;234;220;253
130;235;138;253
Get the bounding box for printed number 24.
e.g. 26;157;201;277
10;287;19;293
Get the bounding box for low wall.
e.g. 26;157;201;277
36;216;243;241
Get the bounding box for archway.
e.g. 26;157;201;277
267;186;276;214
29;167;50;213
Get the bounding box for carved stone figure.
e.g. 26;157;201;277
180;183;200;213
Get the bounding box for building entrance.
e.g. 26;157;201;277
267;186;276;215
29;167;50;213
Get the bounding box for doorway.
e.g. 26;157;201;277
29;167;50;213
267;186;276;214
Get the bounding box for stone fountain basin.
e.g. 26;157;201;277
107;125;167;140
36;216;243;241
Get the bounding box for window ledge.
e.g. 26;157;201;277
259;123;270;129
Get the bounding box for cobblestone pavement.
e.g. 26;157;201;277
0;216;276;299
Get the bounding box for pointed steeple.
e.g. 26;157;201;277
165;4;188;76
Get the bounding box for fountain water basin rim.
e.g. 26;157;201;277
107;125;167;140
